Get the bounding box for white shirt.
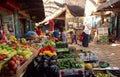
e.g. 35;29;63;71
84;24;92;35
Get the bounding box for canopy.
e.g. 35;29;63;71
37;0;86;25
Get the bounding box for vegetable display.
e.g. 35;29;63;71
58;59;83;69
39;45;57;57
58;53;79;59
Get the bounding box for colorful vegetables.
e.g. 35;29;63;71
58;59;82;69
43;40;56;47
58;53;79;59
39;45;57;57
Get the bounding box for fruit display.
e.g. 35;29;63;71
20;38;27;44
96;73;110;77
39;45;57;57
43;40;56;47
58;59;83;70
3;55;26;76
8;35;17;43
0;44;17;59
0;54;8;62
0;44;34;76
17;47;33;59
58;53;79;59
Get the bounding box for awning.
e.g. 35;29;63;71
38;7;66;25
37;0;85;25
17;0;45;22
96;0;120;11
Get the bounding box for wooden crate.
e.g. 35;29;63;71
1;48;39;77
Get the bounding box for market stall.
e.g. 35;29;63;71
0;35;40;77
0;34;120;77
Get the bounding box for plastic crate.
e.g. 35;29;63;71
56;42;68;48
59;68;84;77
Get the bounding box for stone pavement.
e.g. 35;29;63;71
69;42;120;68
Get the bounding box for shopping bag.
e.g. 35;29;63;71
79;32;84;41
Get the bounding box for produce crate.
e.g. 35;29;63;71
107;70;120;77
92;67;120;77
56;42;68;48
58;58;84;69
93;70;111;77
1;48;39;77
56;48;69;54
57;53;79;59
59;68;84;77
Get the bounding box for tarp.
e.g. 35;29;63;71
38;0;86;25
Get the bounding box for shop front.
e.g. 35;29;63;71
95;0;120;43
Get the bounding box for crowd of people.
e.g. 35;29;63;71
1;21;107;48
0;23;93;47
22;26;67;43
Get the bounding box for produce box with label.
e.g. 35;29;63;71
93;67;120;77
58;58;85;77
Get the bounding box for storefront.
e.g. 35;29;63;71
95;0;120;42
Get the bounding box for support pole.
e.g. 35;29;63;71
14;9;20;39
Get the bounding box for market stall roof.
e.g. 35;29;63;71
38;0;86;25
96;0;120;11
16;0;45;22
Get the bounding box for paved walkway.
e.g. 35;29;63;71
69;42;120;68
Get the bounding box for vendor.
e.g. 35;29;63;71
0;25;7;43
22;30;39;40
36;26;43;36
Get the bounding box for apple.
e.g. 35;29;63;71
20;58;26;64
2;54;7;58
15;60;20;65
8;70;15;76
12;63;17;70
11;56;17;61
0;56;3;61
8;60;16;67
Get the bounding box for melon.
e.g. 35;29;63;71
85;63;93;70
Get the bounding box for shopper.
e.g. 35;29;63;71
53;27;59;42
82;23;92;47
36;26;42;36
72;28;77;44
22;29;38;41
0;25;7;43
61;28;67;43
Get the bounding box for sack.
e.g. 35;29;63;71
0;31;3;40
79;32;84;41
